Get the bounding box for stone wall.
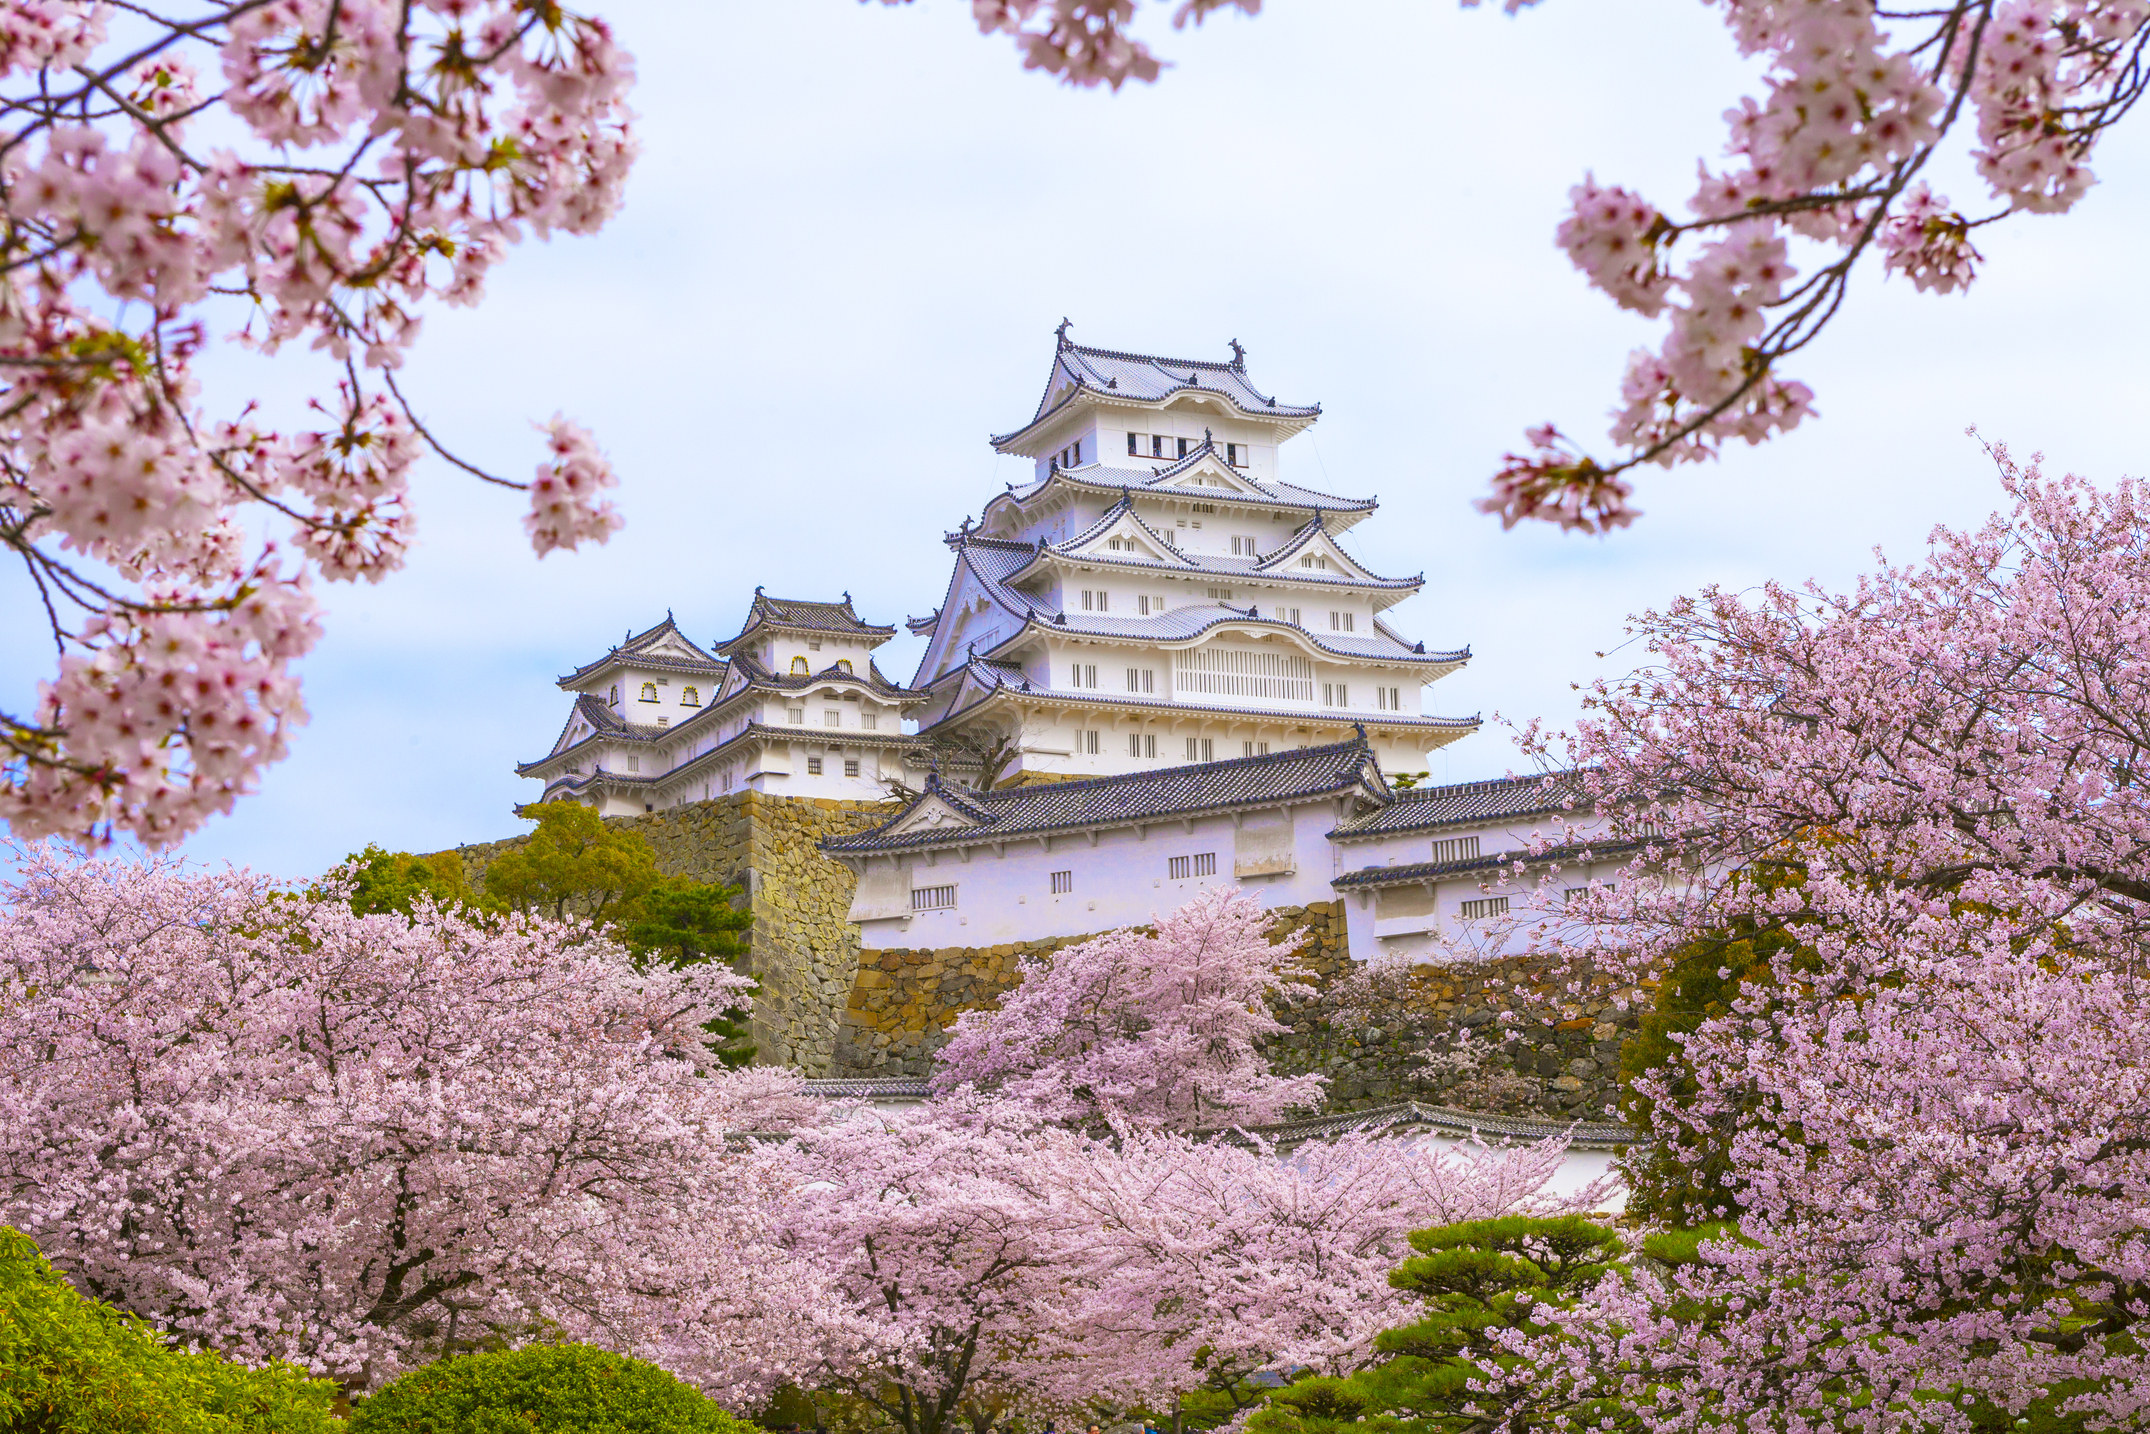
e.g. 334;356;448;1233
443;792;886;1073
831;899;1643;1120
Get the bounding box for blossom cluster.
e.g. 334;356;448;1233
1;0;635;845
1495;455;2150;1425
1487;0;2150;531
0;851;871;1398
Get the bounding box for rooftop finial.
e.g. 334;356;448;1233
1055;316;1072;346
1204;426;1213;446
754;585;764;597
842;590;852;605
1229;337;1245;368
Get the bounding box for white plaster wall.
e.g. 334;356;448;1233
852;794;1355;949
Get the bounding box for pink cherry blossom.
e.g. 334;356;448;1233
1488;449;2150;1426
1;0;633;846
930;886;1326;1130
0;846;870;1399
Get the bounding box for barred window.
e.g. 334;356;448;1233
1430;836;1481;865
1168;856;1190;880
1174;647;1313;702
807;757;823;775
1050;870;1072;895
791;656;809;675
912;884;958;911
786;707;804;724
1193;852;1217;876
844;758;860;777
1184;737;1214;762
1460;896;1509;920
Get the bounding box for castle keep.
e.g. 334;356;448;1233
500;331;1635;1106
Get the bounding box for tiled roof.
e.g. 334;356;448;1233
952;536;1462;666
1330;772;1586;840
1330;838;1642;890
716;590;896;657
993;336;1320;451
1234;1101;1636;1151
1006;503;1423;597
726;648;923;701
557;614;727;686
923;654;1479;738
824;735;1388;855
906;609;941;636
983;451;1376;522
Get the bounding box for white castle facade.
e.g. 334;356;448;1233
520;331;1620;965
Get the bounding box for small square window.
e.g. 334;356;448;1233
1050;870;1072;895
1127;432;1140;456
862;712;879;731
786;707;804;724
807;757;823;775
844;758;861;778
1193;852;1217;877
824;710;841;727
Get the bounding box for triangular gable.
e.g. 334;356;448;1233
1151;450;1267;499
1056;503;1194;568
883;788;992;838
1257;520;1387;584
913;552;1034;687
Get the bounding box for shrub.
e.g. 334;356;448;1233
352;1344;756;1434
0;1225;336;1434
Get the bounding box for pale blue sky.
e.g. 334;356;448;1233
21;0;2147;876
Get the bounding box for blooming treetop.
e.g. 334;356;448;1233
0;848;871;1399
904;0;2150;536
0;0;632;847
929;886;1325;1132
1487;455;2150;1426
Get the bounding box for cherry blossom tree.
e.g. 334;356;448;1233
0;0;631;847
0;846;870;1399
930;886;1325;1132
1479;453;2150;1427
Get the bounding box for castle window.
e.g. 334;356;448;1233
639;682;657;702
1184;737;1213;762
1051;870;1073;895
1302;554;1328;571
1127;432;1139;456
627;754;640;773
1431;835;1481;865
786;707;805;724
1168;853;1217;880
1176;437;1190;458
1227;443;1245;466
1231;536;1258;557
1243;741;1269;756
1079;730;1100;754
824;710;841;727
912;884;958;911
1125;667;1154;694
608;684;619;705
1206;587;1234;600
791;656;809;675
862;712;879;730
1071;439;1081;464
1151;434;1166;457
1376;686;1404;711
809;639;822;651
656;717;669;729
807;757;823;775
681;686;700;706
845;758;861;777
1323;683;1350;707
1283;606;1302;625
836;658;854;674
1128;733;1157;758
1460;896;1510;921
1329;610;1354;632
1081;589;1108;612
1071;664;1097;689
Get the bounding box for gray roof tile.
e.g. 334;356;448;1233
824;735;1387;855
1330;772;1585;839
994;337;1320;450
717;590;896;656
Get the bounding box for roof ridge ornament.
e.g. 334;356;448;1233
1055;317;1071;347
1229;337;1245;369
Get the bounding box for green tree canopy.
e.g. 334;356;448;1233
343;845;470;917
350;1344;756;1434
1248;1216;1625;1434
480;802;662;927
0;1225;337;1434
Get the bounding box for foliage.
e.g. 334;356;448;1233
343;845;469;918
623;875;758;1067
0;846;856;1398
350;1344;759;1434
1496;456;2150;1427
0;0;629;847
481;802;661;927
930;887;1324;1131
1247;1217;1624;1434
0;1224;337;1434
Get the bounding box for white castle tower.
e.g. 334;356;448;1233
904;327;1477;783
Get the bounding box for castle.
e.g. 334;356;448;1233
508;330;1625;1090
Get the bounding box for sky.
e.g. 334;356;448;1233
24;0;2150;877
